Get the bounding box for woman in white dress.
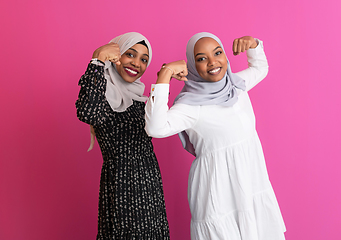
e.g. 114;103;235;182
145;32;286;240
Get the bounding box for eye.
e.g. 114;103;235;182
126;52;134;58
196;57;206;62
215;51;222;56
141;58;148;64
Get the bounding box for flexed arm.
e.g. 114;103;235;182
92;42;122;65
156;60;188;84
145;61;198;138
233;36;269;91
232;36;258;56
76;43;123;126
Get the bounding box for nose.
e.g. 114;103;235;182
207;57;216;66
131;58;140;67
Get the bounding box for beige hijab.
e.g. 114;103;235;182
88;32;152;151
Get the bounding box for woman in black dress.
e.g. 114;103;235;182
76;32;170;239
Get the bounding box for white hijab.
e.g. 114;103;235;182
174;32;245;105
88;32;152;151
104;32;151;112
174;32;245;156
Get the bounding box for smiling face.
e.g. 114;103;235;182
194;37;228;82
116;43;149;83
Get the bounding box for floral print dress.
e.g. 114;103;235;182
76;63;170;240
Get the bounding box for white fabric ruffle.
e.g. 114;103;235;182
191;189;286;240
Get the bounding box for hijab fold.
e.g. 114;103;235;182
174;32;246;156
105;32;152;112
88;32;152;151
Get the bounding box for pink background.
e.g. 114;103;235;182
1;0;340;239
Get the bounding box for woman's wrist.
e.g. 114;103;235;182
250;38;259;49
92;49;107;62
156;68;173;84
90;58;105;66
161;65;174;75
94;52;107;62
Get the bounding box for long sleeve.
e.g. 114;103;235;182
75;63;111;126
145;84;199;138
235;39;269;91
145;40;268;139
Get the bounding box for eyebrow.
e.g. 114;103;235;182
128;47;149;58
195;46;222;57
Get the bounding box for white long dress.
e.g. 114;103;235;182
145;41;286;240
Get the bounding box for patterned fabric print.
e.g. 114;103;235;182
76;63;170;239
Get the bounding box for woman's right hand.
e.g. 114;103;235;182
92;43;121;65
157;60;188;84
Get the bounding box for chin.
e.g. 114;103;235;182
122;73;142;83
203;72;225;82
123;78;137;83
206;77;223;82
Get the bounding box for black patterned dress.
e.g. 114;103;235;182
76;63;170;239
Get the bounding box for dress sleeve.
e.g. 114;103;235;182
235;39;269;91
145;84;199;138
75;63;111;126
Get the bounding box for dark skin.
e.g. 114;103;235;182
91;43;149;83
156;36;258;84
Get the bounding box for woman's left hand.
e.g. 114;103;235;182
232;36;258;56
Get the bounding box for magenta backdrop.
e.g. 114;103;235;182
1;0;340;239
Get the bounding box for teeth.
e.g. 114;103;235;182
125;68;137;75
209;68;220;73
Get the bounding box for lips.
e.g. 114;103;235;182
124;67;139;77
208;67;221;75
